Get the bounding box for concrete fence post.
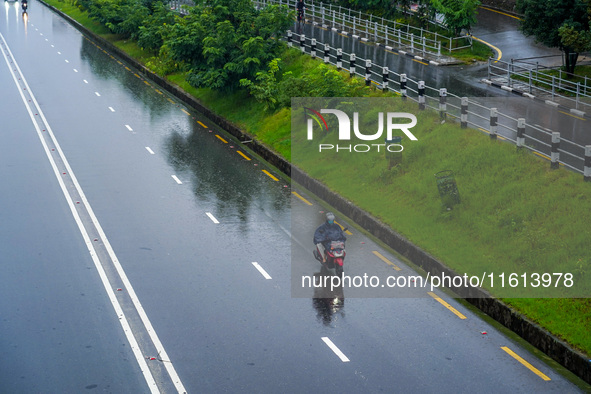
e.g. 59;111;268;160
365;59;372;86
311;38;316;58
382;67;389;91
287;30;292;47
439;88;447;121
300;34;306;53
490;108;498;139
461;97;468;129
418;81;425;110
516;118;525;149
349;53;356;78
324;43;330;64
337;48;342;70
551;132;560;169
584;145;591;181
400;73;407;99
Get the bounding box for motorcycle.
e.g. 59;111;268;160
21;0;27;12
313;240;346;276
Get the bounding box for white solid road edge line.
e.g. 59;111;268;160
252;262;272;280
171;175;183;184
1;33;186;394
1;34;163;392
206;212;219;224
1;37;160;394
145;147;155;155
321;337;350;362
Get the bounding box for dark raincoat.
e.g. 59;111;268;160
313;221;346;249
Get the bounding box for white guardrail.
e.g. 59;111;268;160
254;0;473;57
488;58;591;113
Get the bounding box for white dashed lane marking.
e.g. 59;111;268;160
322;337;350;362
171;175;182;185
252;262;272;280
206;212;219;224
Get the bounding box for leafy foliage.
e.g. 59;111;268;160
240;56;371;110
239;58;282;110
430;0;480;36
82;0;150;38
137;2;176;52
517;0;591;74
161;1;293;91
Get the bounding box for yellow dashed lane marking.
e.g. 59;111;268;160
533;152;563;167
372;251;401;271
335;221;353;235
237;151;251;161
262;170;279;181
501;347;551;381
215;135;228;143
428;292;467;320
181;109;190;116
292;191;312;206
198;121;207;128
559;111;586;121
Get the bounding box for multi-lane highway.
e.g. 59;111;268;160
1;2;589;392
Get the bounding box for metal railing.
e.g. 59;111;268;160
253;0;472;57
288;31;591;180
488;58;591;112
170;0;474;56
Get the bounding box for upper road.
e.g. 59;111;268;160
1;1;589;392
472;6;563;66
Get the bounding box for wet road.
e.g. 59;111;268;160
472;7;563;66
1;2;589;393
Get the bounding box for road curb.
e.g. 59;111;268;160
41;1;591;385
482;79;589;119
375;41;438;65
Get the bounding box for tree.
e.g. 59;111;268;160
162;1;293;91
239;58;282;110
137;2;177;52
517;0;591;74
431;0;481;36
85;0;150;39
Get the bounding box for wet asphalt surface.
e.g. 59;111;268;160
1;2;589;393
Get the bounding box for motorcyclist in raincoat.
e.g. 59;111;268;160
313;212;346;262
